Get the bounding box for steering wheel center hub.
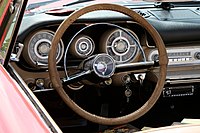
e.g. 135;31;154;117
96;62;107;73
93;54;115;78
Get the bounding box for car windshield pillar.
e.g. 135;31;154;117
0;0;27;66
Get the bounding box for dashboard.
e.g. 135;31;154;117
6;1;200;130
14;2;200;98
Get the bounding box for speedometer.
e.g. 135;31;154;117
100;28;139;64
23;30;64;68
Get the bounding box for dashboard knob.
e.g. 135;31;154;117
153;54;159;61
195;52;200;60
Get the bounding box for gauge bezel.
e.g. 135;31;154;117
69;34;95;58
23;29;64;68
100;28;140;64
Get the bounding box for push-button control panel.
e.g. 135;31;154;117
148;47;200;65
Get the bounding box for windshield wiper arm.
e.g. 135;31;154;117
63;0;94;7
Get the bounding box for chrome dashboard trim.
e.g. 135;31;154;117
166;78;200;84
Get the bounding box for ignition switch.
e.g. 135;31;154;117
122;75;132;103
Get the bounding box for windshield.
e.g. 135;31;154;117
145;0;195;1
24;0;200;16
26;0;200;10
26;0;58;10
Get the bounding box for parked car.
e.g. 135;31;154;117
2;0;200;132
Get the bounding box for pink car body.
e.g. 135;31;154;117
0;65;50;133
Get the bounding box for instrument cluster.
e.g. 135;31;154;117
66;24;141;66
22;24;142;69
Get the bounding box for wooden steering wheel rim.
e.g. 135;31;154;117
48;3;168;125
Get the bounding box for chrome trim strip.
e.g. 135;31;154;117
166;78;200;84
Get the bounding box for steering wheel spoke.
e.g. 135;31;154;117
62;70;92;85
115;61;159;73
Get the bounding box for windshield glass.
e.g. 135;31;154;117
25;0;200;10
145;0;194;1
26;0;58;11
24;0;200;15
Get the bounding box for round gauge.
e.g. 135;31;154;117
23;30;64;67
69;35;95;58
100;28;139;64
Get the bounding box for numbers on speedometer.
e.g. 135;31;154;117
23;30;64;68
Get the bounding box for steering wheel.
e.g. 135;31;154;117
48;3;168;125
